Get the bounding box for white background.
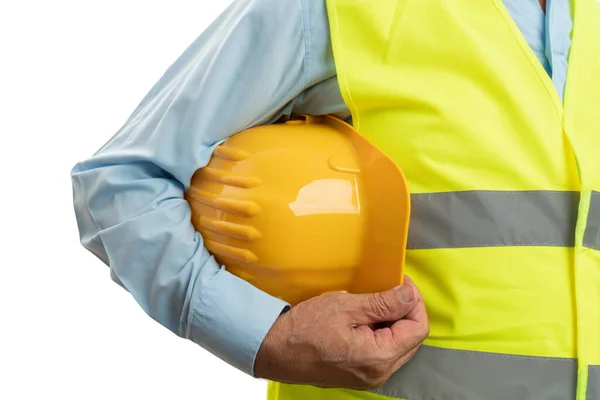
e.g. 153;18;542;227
1;1;269;399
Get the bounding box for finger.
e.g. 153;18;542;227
368;277;429;353
349;325;424;390
348;281;418;326
396;277;427;322
389;343;422;373
386;298;430;353
392;275;427;327
366;276;422;330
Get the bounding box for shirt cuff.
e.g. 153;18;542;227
186;263;290;376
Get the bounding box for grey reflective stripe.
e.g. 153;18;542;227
407;190;580;249
372;345;577;400
589;365;600;400
583;191;600;250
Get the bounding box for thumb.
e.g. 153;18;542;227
351;283;416;326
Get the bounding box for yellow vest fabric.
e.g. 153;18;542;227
267;0;600;399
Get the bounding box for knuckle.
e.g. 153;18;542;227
359;373;389;390
368;293;395;317
419;322;431;340
372;376;390;389
350;357;394;390
322;291;340;300
357;380;383;390
360;364;389;384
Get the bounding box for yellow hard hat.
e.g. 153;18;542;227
185;115;411;305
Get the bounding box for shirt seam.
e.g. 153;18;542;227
300;0;310;91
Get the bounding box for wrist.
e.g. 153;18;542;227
254;310;291;379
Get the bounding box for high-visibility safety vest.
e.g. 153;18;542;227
267;0;600;399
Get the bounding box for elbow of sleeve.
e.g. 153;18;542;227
71;165;110;265
70;160;194;331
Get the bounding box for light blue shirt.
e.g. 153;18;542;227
71;0;573;376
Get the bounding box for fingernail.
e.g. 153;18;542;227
396;284;414;303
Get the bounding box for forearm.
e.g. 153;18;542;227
71;0;309;375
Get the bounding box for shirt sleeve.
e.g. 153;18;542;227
70;0;316;376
